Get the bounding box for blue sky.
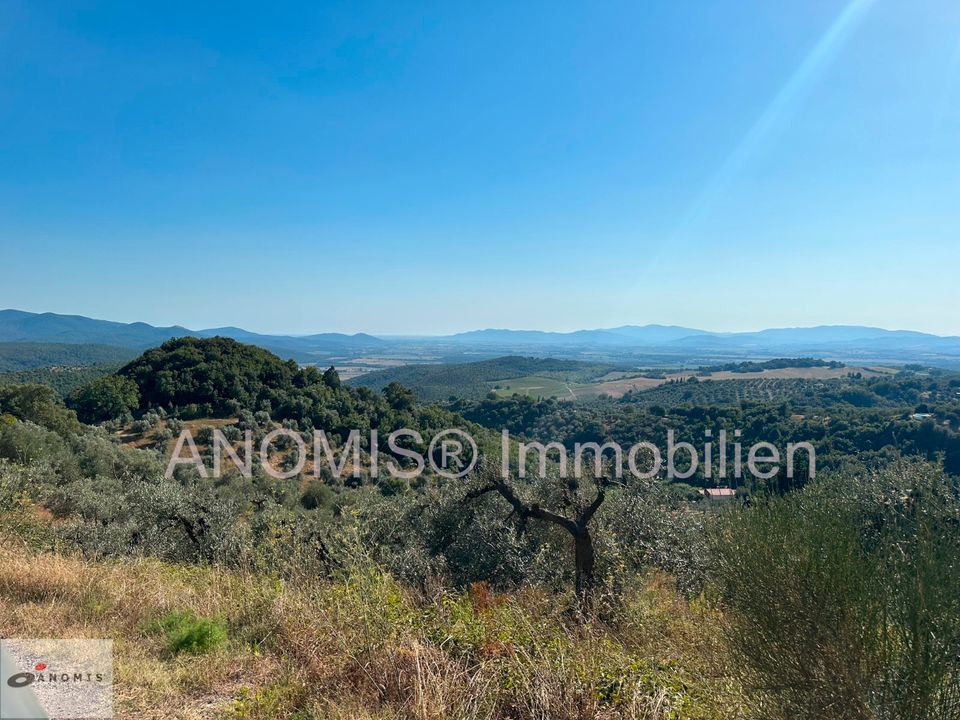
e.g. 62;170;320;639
2;0;959;335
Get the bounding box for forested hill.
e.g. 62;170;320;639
109;336;410;431
0;341;136;371
117;336;322;416
348;356;621;402
66;337;488;450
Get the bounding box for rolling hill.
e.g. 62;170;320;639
0;309;191;348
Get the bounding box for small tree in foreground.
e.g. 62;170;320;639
466;461;615;609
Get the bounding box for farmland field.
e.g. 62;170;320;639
577;365;891;399
487;364;893;401
489;374;576;399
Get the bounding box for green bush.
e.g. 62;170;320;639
148;610;228;655
0;384;82;435
0;459;24;511
299;479;333;510
0;420;68;465
711;462;960;720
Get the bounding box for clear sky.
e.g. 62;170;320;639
2;0;959;335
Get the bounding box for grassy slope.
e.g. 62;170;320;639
490;375;574;399
0;511;745;720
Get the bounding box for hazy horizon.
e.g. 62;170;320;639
3;306;959;339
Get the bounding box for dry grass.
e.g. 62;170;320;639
0;536;745;720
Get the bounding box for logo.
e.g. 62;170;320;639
6;660;106;688
6;667;38;688
1;639;113;719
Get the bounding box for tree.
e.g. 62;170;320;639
467;462;612;609
384;382;416;412
68;375;140;423
322;366;341;389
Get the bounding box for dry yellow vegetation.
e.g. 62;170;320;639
0;530;747;720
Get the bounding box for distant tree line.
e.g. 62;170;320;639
699;357;845;374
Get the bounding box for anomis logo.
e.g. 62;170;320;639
6;660;106;688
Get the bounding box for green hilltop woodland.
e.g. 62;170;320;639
0;336;959;718
0;341;137;398
0;361;122;398
0;341;137;371
111;336;488;445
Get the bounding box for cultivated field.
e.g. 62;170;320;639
490;375;577;399
500;365;893;400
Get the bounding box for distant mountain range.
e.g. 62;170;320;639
448;325;703;345
448;324;950;346
442;324;960;361
0;309;385;360
3;309;960;365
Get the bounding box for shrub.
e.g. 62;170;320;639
300;480;333;510
711;462;960;720
0;384;82;435
130;418;152;434
148;610;228;655
0;420;67;465
0;459;25;511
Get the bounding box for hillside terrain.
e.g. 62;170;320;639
5;2;960;718
0;337;958;718
0;341;136;371
349;356;623;401
352;355;897;402
0;362;123;397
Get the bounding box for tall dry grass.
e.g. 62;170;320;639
0;534;744;720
